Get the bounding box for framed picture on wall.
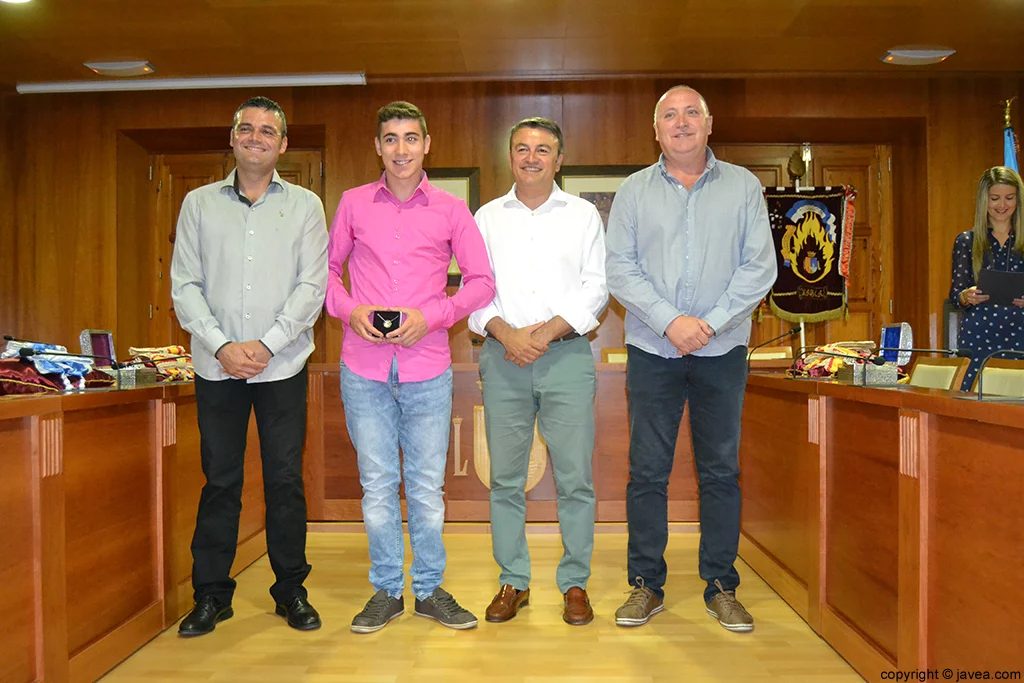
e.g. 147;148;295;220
426;167;481;286
556;165;646;229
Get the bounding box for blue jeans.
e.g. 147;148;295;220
341;357;453;600
625;344;747;603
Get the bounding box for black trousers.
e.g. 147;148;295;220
192;367;311;605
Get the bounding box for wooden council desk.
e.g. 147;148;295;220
738;373;1022;681
0;384;267;683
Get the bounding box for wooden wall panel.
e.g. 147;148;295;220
0;417;38;683
62;400;158;656
0;95;15;338
115;133;154;353
925;77;1021;346
4;76;1022;356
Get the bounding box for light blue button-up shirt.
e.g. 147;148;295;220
605;149;777;358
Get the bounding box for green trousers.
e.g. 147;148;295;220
479;335;597;593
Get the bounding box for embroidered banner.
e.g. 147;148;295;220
764;186;856;323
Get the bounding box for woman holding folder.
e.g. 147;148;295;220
950;166;1024;390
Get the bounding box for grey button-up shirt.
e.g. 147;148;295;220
605;149;777;358
171;169;329;382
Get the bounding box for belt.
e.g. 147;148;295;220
553;331;581;343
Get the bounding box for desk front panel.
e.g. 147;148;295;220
826;398;900;663
62;400;159;656
927;414;1024;670
0;416;38;683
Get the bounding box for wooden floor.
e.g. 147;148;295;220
103;525;862;682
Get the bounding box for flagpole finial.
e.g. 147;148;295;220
1006;96;1018;129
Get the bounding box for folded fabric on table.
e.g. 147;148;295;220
0;341;96;390
0;358;115;396
787;341;876;379
127;344;194;381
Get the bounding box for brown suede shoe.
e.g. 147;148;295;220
485;584;530;622
562;586;594;625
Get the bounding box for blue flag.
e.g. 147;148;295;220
1005;126;1019;172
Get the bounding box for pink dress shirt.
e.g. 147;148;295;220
326;173;495;382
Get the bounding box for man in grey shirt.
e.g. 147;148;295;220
171;96;328;636
606;85;776;632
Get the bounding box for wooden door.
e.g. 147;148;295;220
712;144;894;353
153;153;232;349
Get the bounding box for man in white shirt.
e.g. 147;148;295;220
469;117;608;626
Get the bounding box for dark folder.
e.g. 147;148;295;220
977;269;1024;307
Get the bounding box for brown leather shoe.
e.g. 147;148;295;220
485;584;530;622
563;586;594;625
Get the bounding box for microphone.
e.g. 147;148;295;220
4;334;49;345
975;349;1024;401
876;347;973;359
746;327;800;371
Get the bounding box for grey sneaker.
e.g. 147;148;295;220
705;579;754;632
351;589;404;634
414;587;479;630
614;578;664;627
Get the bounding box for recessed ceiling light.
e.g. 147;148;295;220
84;60;156;77
881;47;955;66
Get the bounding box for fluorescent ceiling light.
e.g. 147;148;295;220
881;47;955;65
16;72;366;94
1;0;33;4
84;61;156;77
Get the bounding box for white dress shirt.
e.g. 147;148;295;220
469;183;608;337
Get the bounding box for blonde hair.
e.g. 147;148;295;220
971;166;1024;280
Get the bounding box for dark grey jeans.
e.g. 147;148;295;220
624;344;747;602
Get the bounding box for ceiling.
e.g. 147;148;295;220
1;0;1022;89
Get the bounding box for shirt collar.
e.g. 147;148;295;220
219;168;285;203
657;147;718;182
501;181;569;212
373;170;431;204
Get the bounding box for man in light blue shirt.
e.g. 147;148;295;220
606;85;776;632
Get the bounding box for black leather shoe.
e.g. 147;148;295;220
276;596;322;631
178;596;233;637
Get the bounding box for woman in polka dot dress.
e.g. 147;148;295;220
949;166;1024;391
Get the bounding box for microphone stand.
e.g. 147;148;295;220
975;349;1024;401
746;327;800;373
875;347;974;361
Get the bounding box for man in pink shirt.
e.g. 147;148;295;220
326;101;495;633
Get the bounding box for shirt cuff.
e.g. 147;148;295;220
649;300;683;337
420;299;447;333
260;326;289;356
702;307;731;336
552;305;598;336
205;329;231;357
258;339;277;357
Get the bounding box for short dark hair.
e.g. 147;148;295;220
509;117;564;156
233;96;287;137
377;101;428;138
